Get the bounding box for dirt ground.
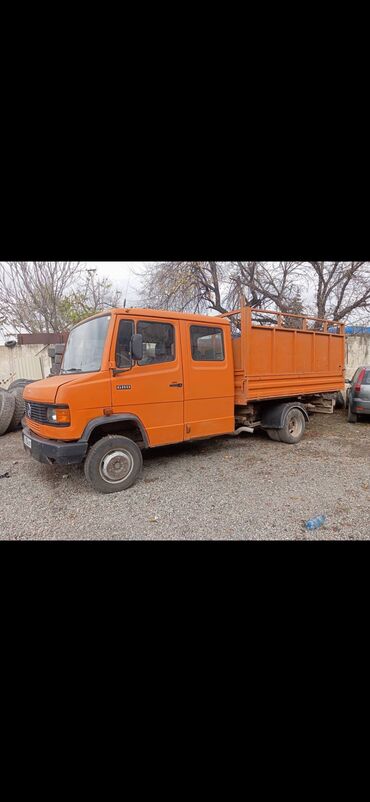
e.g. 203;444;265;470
0;410;369;539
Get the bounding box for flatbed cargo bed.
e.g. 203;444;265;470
221;304;345;405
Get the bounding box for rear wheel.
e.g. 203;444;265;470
84;435;143;494
335;391;344;409
347;403;357;423
267;429;281;441
279;409;306;444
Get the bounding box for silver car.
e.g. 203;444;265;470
347;366;370;422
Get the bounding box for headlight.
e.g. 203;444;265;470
46;406;71;425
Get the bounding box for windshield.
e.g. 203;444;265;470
62;315;111;374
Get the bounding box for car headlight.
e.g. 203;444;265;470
46;406;71;425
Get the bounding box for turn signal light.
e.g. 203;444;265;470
46;406;71;425
55;407;71;424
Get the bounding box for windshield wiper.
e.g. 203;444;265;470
61;368;83;374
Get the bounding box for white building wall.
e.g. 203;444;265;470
346;335;370;380
0;344;51;388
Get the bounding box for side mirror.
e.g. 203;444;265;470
131;333;143;362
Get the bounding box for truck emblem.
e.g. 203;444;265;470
27;402;32;418
116;385;132;391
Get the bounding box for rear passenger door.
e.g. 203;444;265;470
181;321;235;440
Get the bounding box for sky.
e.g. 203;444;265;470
87;262;145;306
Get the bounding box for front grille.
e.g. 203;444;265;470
25;401;48;424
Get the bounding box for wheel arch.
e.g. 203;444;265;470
82;414;149;448
260;401;309;430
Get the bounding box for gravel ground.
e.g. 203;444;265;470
0;411;369;540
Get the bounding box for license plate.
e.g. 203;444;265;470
24;435;32;449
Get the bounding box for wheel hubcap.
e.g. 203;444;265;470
288;415;301;436
100;450;134;483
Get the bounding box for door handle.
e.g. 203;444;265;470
169;382;183;387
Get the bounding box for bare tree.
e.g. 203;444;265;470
304;261;370;321
0;262;121;334
140;261;305;316
226;261;305;312
141;261;370;324
0;261;84;333
140;261;229;314
61;271;122;326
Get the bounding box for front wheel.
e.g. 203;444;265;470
84;435;143;494
279;409;306;444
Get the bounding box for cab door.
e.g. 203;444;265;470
111;315;184;447
181;320;235;439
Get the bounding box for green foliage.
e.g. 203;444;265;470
58;296;97;328
58;278;122;330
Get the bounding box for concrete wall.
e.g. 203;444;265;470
0;344;51;388
346;334;370;380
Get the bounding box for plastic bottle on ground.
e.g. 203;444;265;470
305;515;326;531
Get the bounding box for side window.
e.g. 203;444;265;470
137;321;175;366
115;320;134;368
190;326;225;362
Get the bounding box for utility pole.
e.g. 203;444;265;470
86;268;97;309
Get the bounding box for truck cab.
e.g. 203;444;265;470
23;309;235;492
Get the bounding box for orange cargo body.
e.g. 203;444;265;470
229;305;345;404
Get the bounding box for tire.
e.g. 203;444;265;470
7;387;26;431
347;403;357;423
84;435;143;494
335;391;344;409
8;378;35;392
0;389;16;436
278;408;306;444
267;429;281;441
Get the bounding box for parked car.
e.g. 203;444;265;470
347;366;370;422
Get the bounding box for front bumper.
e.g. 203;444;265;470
22;426;88;466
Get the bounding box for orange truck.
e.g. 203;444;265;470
22;303;345;493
